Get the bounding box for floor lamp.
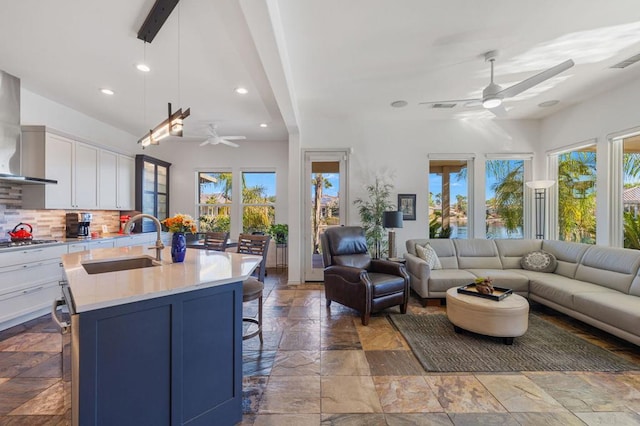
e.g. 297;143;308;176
525;180;555;239
383;211;403;259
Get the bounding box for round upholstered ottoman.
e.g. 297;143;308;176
445;287;529;345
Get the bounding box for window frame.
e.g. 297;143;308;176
547;140;598;243
428;153;475;239
484;153;533;239
196;170;233;233
609;126;640;248
240;169;277;234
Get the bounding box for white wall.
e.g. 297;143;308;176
152;139;289;231
21;89;139;155
297;115;539;260
540;75;640;245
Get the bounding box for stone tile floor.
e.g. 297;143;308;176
1;269;639;425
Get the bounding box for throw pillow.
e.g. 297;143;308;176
520;250;557;273
416;243;442;270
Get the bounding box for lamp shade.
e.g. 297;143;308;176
383;211;403;229
525;180;555;189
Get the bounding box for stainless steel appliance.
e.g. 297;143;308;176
0;239;57;249
0;70;57;184
66;212;92;238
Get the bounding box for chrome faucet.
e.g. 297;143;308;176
124;214;165;261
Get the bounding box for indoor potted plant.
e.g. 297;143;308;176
269;224;288;245
353;177;395;258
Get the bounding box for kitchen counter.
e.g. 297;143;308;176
62;245;260;425
62;245;262;312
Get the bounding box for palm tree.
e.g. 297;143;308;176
312;174;333;253
558;151;597;243
624;211;640;249
242;184;272;233
486;160;524;237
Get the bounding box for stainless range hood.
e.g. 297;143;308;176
0;70;57;184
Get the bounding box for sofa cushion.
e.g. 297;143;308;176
529;275;618;310
453;239;502;269
466;269;530;293
541;240;589;278
573;291;640;336
520;250;557;273
416;243;442;269
428;269;477;292
494;239;543;269
574;245;640;294
427;239;459;269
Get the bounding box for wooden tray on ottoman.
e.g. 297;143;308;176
457;284;513;301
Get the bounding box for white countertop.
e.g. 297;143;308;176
61;246;262;313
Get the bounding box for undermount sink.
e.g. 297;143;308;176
82;256;161;275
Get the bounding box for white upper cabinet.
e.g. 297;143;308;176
22;126;132;211
23;129;98;209
99;150;134;210
117;154;134;210
74;141;99;209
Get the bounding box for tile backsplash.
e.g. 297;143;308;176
0;182;121;239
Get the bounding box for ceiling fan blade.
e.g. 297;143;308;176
199;139;212;146
220;139;240;148
219;136;246;140
498;59;574;99
419;98;480;105
488;103;508;117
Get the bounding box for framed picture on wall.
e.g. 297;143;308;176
398;194;416;221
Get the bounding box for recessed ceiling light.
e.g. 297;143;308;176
136;63;151;72
235;87;248;95
390;100;408;108
259;123;268;128
100;88;115;95
538;100;559;107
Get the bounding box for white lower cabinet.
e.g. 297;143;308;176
114;233;159;248
0;245;68;330
68;239;116;253
0;235;171;331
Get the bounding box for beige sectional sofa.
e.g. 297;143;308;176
404;238;640;346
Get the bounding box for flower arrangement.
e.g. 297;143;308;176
162;213;197;234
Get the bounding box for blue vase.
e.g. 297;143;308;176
171;232;187;263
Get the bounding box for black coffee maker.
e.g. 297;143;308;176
66;212;93;238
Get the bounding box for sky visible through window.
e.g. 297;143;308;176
429;174;501;204
244;172;276;197
311;173;340;198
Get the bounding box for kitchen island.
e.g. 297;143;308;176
60;246;262;426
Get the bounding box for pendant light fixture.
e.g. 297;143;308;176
137;0;190;148
138;102;190;147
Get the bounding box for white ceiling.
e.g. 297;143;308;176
1;0;640;143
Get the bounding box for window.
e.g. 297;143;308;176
197;172;232;232
623;134;640;249
557;147;597;243
485;159;525;239
242;171;276;233
429;159;470;239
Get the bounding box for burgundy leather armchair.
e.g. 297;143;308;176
320;226;409;325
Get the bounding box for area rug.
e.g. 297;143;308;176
387;313;640;372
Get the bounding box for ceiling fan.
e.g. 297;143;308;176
198;124;246;148
420;50;575;115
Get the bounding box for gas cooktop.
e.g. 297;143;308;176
0;239;59;249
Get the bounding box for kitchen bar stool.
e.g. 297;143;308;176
237;234;270;343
